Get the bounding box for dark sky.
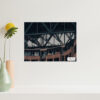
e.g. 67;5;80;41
24;22;76;34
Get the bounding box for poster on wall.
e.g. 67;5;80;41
24;22;76;62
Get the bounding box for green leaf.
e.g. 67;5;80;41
5;27;18;39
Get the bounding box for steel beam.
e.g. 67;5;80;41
25;23;33;34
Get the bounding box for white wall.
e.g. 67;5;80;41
0;0;100;86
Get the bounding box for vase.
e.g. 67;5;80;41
6;60;14;88
0;61;11;92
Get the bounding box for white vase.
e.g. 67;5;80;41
0;61;11;92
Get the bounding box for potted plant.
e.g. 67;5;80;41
0;23;18;91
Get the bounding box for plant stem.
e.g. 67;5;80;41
0;57;2;62
4;39;7;62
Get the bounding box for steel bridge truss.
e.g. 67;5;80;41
24;22;76;61
25;22;76;48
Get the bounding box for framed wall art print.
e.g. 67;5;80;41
24;22;76;62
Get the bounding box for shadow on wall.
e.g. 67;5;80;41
0;27;6;39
